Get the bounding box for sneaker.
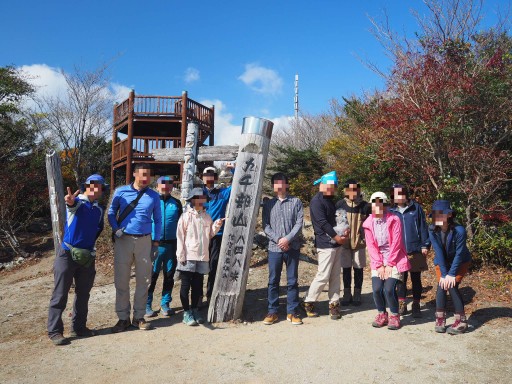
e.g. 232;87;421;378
301;301;319;318
435;311;447;333
287;313;303;325
329;302;341;320
70;327;97;338
111;319;131;333
160;304;175;317
132;317;153;330
412;301;422;318
352;288;362;306
183;310;198;326
372;312;389;328
399;300;407;316
192;308;205;324
388;314;401;330
145;305;157;317
447;313;468;335
263;313;279;325
341;289;352;306
49;333;69;346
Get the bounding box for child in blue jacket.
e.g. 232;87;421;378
429;200;471;335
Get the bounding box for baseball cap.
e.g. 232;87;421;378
370;191;389;204
203;166;217;175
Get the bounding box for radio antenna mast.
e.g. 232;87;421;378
294;74;299;120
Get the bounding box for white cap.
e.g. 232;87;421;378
203;166;217;175
370;191;389;204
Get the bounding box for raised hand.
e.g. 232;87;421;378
65;187;80;206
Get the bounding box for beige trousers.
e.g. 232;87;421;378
114;235;152;320
340;248;367;268
305;247;343;304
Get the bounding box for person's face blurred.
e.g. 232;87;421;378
157;180;173;195
433;211;451;227
393;188;407;205
85;182;103;200
203;173;216;186
372;199;385;216
192;195;207;210
320;182;337;197
134;168;152;187
345;184;360;201
273;180;289;195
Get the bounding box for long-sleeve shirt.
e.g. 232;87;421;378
262;195;304;252
203;185;232;235
152;195;182;241
62;194;104;251
108;184;162;240
310;192;339;249
429;224;471;277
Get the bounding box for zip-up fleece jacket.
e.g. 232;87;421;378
429;224;471;278
336;197;371;250
389;200;430;254
62;194;104;251
363;212;411;272
310;192;339;249
152;195;183;241
176;206;222;263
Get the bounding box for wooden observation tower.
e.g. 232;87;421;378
111;90;215;186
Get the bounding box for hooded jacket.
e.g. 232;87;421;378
429;224;471;278
389;200;430;254
363;212;411;272
336;197;371;250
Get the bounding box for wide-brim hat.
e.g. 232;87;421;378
431;200;453;214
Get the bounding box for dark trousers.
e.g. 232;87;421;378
436;282;464;313
372;277;399;314
147;241;177;306
180;271;204;311
342;267;364;289
206;235;222;299
397;271;423;301
267;249;300;314
47;249;96;336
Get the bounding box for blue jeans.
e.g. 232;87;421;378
147;241;177;307
267;249;300;314
372;277;399;314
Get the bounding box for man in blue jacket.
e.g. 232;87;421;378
108;163;162;332
202;164;234;302
47;174;106;346
146;176;182;317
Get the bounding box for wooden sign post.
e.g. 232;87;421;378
180;122;199;200
45;151;66;258
208;117;273;322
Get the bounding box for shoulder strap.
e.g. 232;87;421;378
117;188;147;225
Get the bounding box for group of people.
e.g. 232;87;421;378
46;164;472;346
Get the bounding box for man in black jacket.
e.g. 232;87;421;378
302;171;349;320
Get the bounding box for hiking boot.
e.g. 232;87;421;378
263;313;279;325
132;317;153;330
287;313;303;325
435;311;447;333
388;314;401;330
372;312;389;328
111;319;131;333
341;289;352;306
412;301;422;318
447;313;468;335
183;310;198;326
70;327;97;338
352;288;362;306
399;300;407;316
145;306;157;317
192;308;205;324
301;301;319;318
160;303;175;317
329;302;341;320
49;333;69;346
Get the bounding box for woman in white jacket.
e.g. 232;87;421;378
176;188;224;326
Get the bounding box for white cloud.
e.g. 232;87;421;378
200;98;241;146
111;83;132;102
238;63;283;95
184;67;200;83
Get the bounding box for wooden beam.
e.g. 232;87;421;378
208;117;273;322
152;145;239;162
45;151;66;258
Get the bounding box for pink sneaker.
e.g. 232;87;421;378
372;312;388;328
388;314;401;330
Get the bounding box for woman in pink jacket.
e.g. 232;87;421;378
176;188;224;326
363;192;411;330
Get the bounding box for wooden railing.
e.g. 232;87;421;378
113;137;182;163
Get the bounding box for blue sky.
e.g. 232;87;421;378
1;0;507;144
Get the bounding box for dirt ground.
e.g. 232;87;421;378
1;213;511;384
